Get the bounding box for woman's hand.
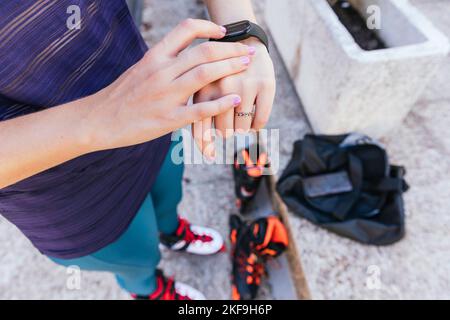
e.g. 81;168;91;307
192;39;276;158
84;19;254;152
0;19;255;189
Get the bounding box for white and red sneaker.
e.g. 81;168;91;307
160;217;225;255
132;269;205;300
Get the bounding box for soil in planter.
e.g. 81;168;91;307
329;0;387;51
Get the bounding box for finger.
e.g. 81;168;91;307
214;107;235;139
193;92;216;158
234;89;257;134
192;118;215;159
192;92;207;155
192;120;204;157
153;19;226;57
175;56;252;96
201;117;214;159
169;42;254;78
252;84;276;130
179;94;242;124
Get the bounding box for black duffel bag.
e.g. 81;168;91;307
276;133;408;245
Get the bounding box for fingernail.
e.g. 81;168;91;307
220;26;227;34
233;96;242;106
248;46;256;55
206;151;215;161
241;56;251;65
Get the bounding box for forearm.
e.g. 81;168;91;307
0;97;94;189
204;0;257;25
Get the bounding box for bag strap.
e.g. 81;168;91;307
362;178;405;193
363;166;409;193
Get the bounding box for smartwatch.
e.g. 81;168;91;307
210;20;269;52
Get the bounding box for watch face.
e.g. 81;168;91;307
224;20;251;38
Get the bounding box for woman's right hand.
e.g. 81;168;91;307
83;19;253;152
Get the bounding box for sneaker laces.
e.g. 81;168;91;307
133;271;191;300
236;252;265;286
158;276;190;300
236;149;268;178
178;218;213;244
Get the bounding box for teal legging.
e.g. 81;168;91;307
50;135;184;295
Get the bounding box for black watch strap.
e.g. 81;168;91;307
210;20;269;52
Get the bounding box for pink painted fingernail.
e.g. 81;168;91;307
233;96;242;106
248;46;256;55
220;26;227;34
241;56;251;65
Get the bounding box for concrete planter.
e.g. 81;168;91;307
265;0;449;137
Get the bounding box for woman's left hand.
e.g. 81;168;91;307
192;39;276;158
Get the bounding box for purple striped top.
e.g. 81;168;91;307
0;0;171;258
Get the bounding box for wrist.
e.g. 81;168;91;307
70;95;103;154
205;0;257;25
240;38;266;50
